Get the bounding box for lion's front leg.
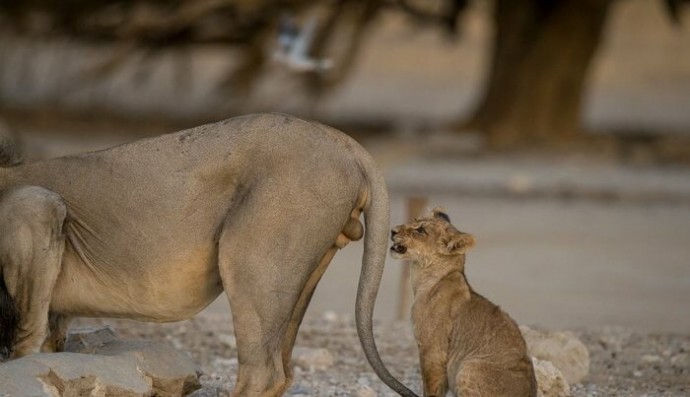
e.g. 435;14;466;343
0;186;67;358
418;344;449;397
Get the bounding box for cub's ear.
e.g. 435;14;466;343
445;232;475;255
432;207;451;223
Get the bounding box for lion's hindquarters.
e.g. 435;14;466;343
0;185;67;358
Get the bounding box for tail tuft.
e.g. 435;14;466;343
0;275;19;359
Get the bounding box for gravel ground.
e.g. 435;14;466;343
75;313;690;397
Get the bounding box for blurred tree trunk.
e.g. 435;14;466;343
464;0;612;147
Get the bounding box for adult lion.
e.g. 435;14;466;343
0;113;416;397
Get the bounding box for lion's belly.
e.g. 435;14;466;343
143;247;226;321
51;242;225;322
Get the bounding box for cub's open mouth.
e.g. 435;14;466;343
390;243;407;254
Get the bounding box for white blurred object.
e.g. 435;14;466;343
273;15;333;73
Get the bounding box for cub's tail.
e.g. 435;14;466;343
0;274;19;359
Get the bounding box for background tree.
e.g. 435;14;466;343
463;0;612;147
396;0;688;147
0;0;687;147
0;0;379;96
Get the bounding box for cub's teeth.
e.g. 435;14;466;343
390;244;407;254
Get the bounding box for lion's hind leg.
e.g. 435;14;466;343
217;204;345;396
280;246;339;379
0;186;67;358
218;236;325;396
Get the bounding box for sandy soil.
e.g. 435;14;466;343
74;312;690;397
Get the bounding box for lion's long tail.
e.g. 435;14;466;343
0;272;19;359
355;154;419;397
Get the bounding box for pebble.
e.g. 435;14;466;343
532;357;571;397
288;384;311;396
354;385;377;397
217;333;236;349
670;353;688;368
521;326;590;384
212;358;238;367
293;347;335;371
640;354;662;364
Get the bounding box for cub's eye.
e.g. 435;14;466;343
414;226;426;235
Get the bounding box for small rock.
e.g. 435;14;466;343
217;333;237;349
292;347;334;371
640;354;662;364
357;376;371;386
166;334;185;350
521;326;590;384
189;385;230;397
354;385;377;397
213;357;238;367
288;383;312;395
63;326;119;352
670;353;689;368
533;357;571;397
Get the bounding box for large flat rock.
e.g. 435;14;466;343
0;327;202;396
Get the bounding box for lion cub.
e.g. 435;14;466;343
391;209;536;397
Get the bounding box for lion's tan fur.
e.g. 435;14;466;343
391;209;537;397
0;114;417;397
